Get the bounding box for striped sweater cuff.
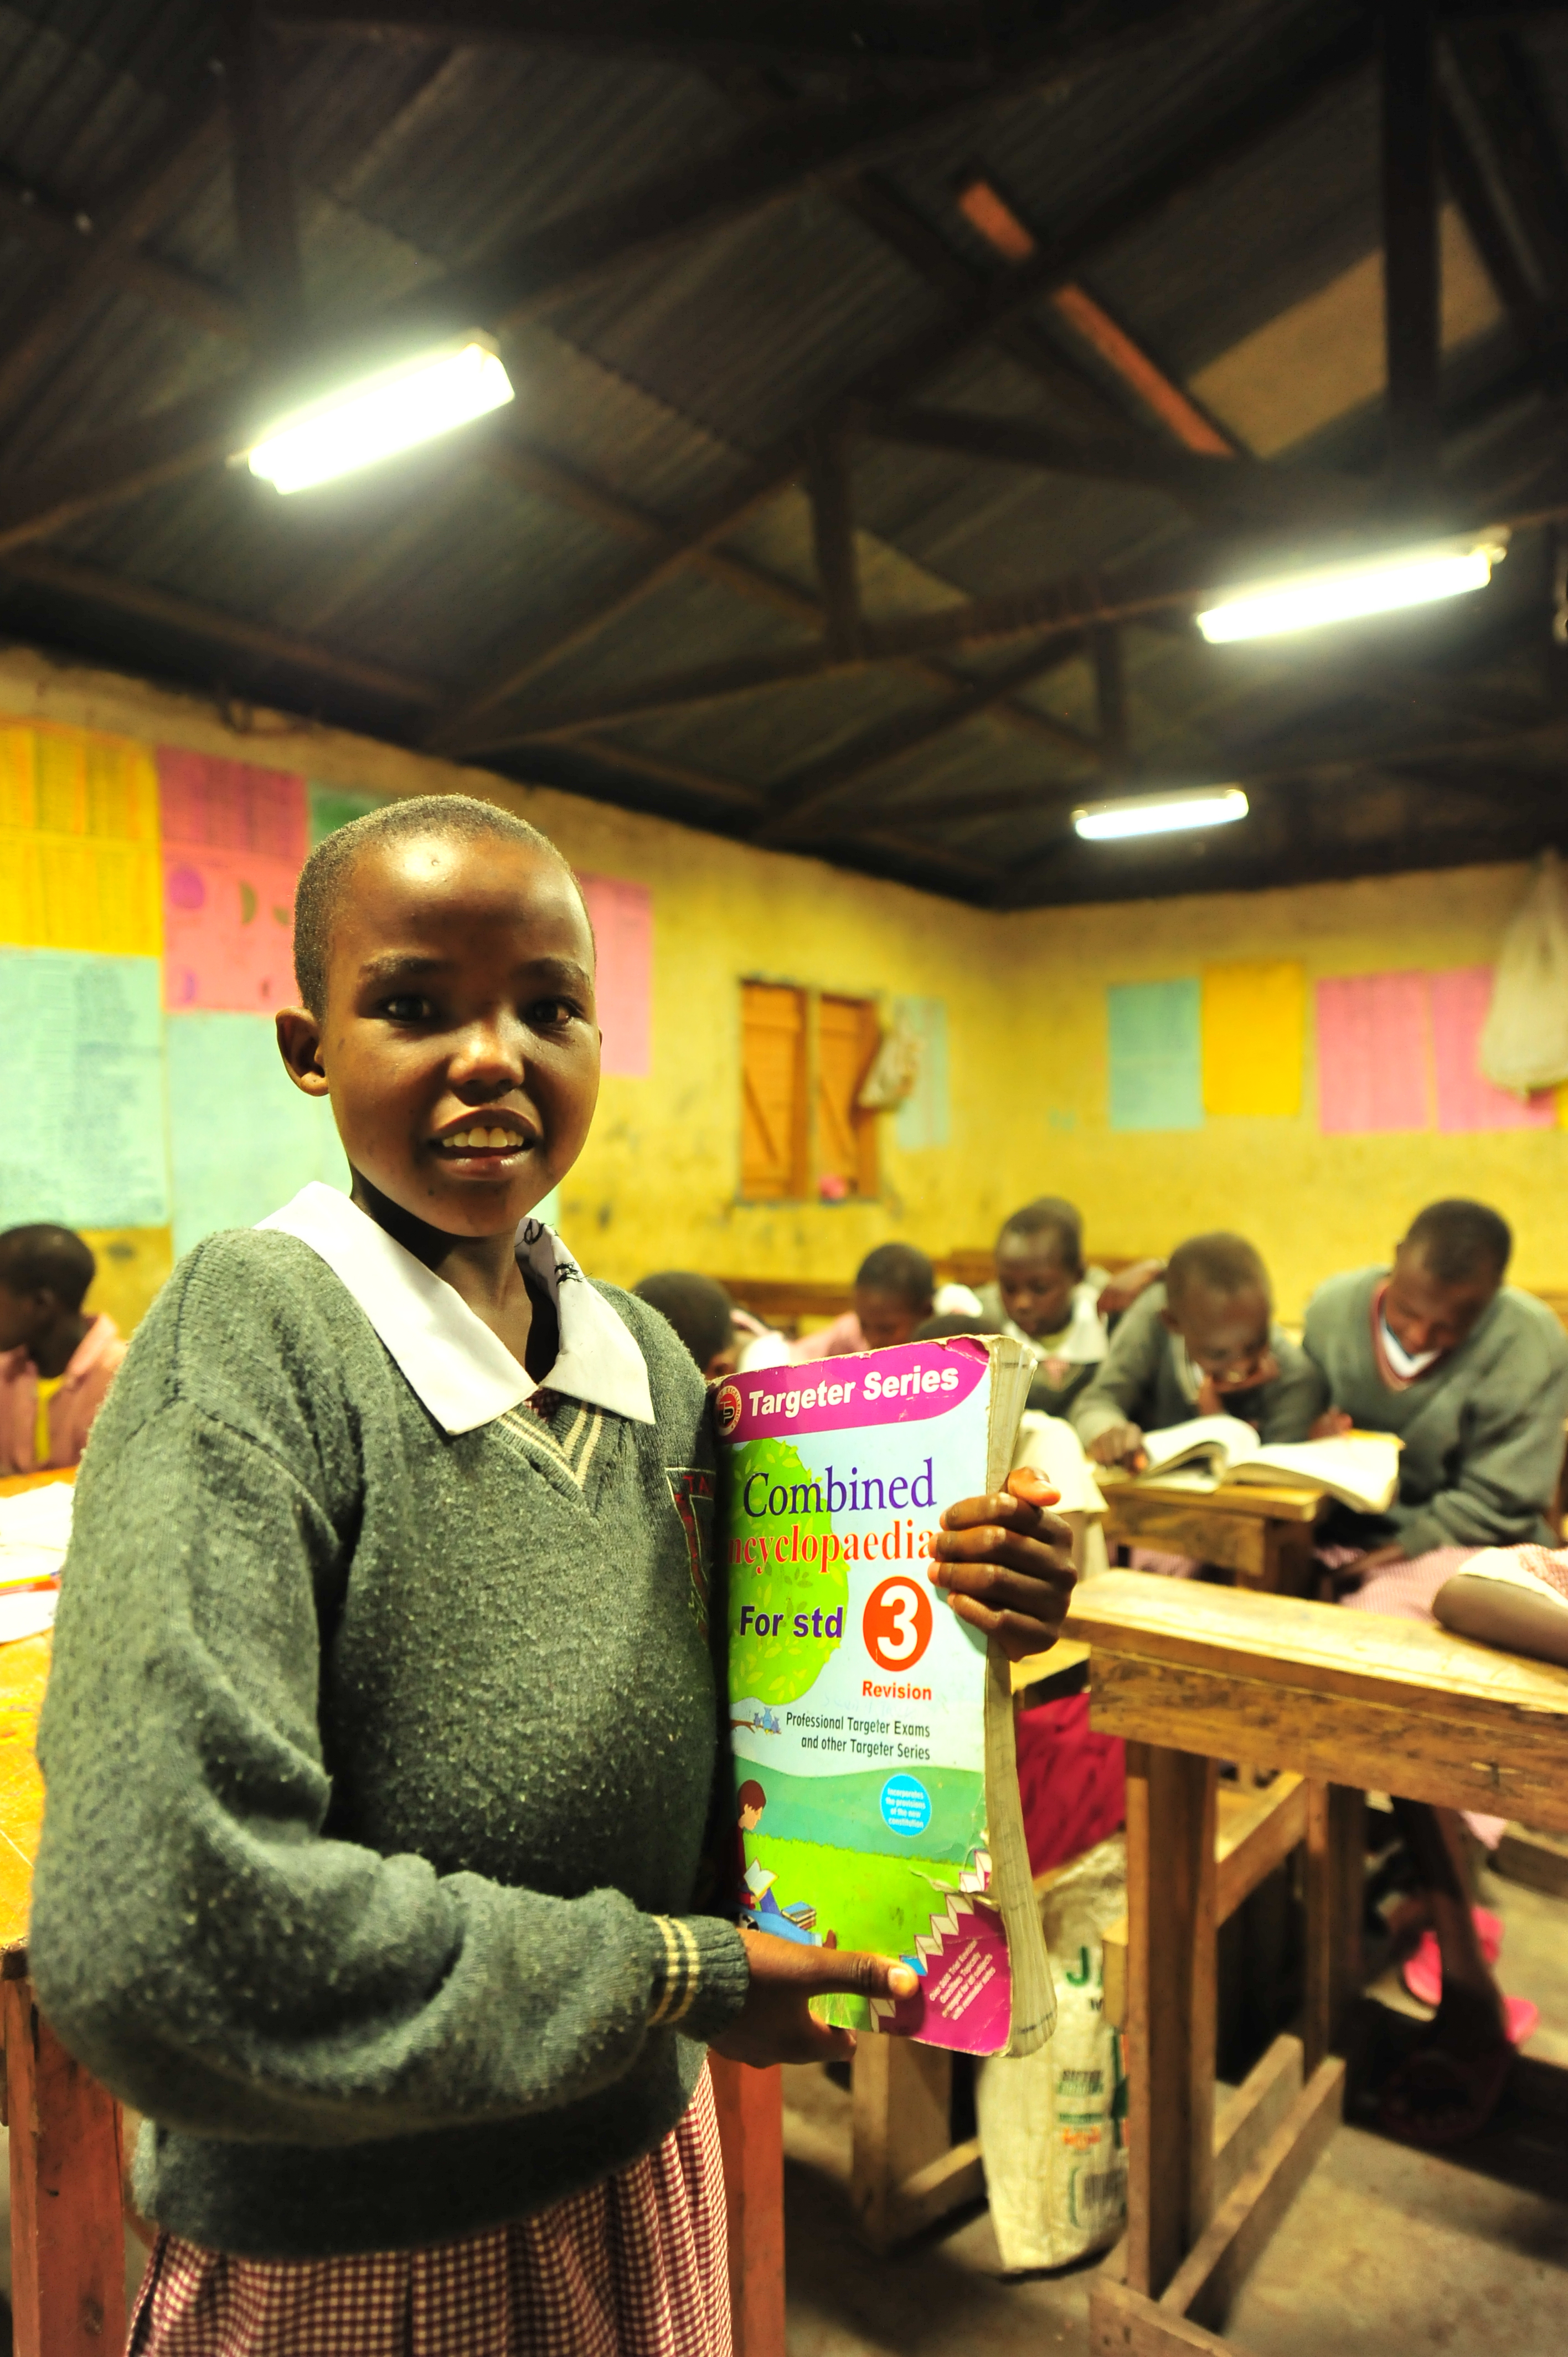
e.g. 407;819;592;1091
647;1913;750;2042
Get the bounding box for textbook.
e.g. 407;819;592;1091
715;1334;1056;2058
1123;1416;1400;1513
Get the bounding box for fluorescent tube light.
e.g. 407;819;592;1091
247;337;514;494
1196;538;1505;644
1072;786;1249;842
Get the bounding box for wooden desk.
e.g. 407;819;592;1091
1065;1571;1568;2355
1098;1476;1327;1594
0;1468;128;2357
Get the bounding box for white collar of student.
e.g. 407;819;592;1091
258;1183;656;1433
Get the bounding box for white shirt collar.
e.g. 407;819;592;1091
1379;1309;1441;1381
256;1183;654;1434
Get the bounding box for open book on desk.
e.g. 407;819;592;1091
1122;1416;1401;1514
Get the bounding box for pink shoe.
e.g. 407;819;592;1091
1402;1910;1503;2006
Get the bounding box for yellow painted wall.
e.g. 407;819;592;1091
1007;866;1568;1320
3;646;1562;1324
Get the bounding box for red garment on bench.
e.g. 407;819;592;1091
1014;1695;1126;1877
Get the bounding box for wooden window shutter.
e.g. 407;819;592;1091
816;996;879;1198
741;982;807;1198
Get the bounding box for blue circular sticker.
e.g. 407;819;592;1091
880;1774;932;1837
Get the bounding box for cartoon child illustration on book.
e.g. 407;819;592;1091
734;1780;834;1947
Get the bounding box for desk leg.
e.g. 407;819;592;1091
3;1979;125;2357
1124;1742;1219;2299
1304;1784;1364;2075
708;2056;785;2357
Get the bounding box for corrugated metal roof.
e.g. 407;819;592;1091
0;0;1561;904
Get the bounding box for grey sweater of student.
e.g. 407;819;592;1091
1070;1285;1325;1450
28;1231;749;2261
1302;1268;1568;1555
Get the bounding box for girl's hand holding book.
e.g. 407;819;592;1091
926;1467;1076;1661
713;1930;920;2066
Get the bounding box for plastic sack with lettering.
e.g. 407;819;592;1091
973;1833;1128;2270
1479;850;1568;1095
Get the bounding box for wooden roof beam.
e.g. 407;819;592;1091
265;1;1003;69
854;403;1364;517
0;79;230;430
1383;1;1442;506
0;546;440;707
751;639;1087;846
226;3;307;359
1445;23;1568;310
483;429;1092;755
806;425;861;661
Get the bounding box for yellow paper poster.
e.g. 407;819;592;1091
0;719;162;957
1201;961;1306;1118
80;1227;174;1337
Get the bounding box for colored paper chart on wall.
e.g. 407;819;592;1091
1201;960;1304;1116
893;995;951;1150
0;950;169;1229
1107;978;1203;1130
1429;965;1557;1133
166;1011;349;1259
0;719;162;956
80;1227;174;1338
310;783;386;845
1314;972;1430;1133
158;749;307;1013
580;872;652;1078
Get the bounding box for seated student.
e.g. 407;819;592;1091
789;1242;933;1360
633;1271;739;1380
914;1310;1109;1577
1304;1200;1568;2143
0;1224;127;1477
1304;1198;1568;1572
975;1198;1111;1419
1071;1232;1323;1470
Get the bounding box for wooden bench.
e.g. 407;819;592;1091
1065;1571;1568;2356
1098;1478;1327;1596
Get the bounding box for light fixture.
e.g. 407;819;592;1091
1196;536;1506;644
1072;785;1249;842
246;336;514;494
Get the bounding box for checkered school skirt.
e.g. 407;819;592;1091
128;2066;731;2357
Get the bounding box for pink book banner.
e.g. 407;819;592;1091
1430;966;1556;1133
580;872;651;1078
1316;971;1430;1133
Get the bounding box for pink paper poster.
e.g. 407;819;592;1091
157;750;307;1012
1430;966;1556;1134
580;871;652;1079
1315;972;1430;1133
163;850;300;1013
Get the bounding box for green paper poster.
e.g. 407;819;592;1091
308;782;386;847
0;949;170;1228
166;1011;349;1257
1107;979;1203;1131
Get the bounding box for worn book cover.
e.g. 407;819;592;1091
715;1335;1054;2057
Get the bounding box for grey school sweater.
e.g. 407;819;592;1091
1302;1268;1568;1554
28;1223;748;2261
1070;1284;1325;1451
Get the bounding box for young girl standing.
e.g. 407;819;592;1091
30;796;1072;2355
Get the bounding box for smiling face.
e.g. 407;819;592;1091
1383;1242;1498;1359
277;828;600;1239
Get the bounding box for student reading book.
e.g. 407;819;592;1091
1117;1414;1402;1514
718;1333;1069;2058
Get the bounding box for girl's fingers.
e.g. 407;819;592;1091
940;1486;1062;1536
947;1595;1066;1659
930;1558;1073;1617
740;1929;919;2001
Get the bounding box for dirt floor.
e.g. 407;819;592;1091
782;1865;1568;2357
